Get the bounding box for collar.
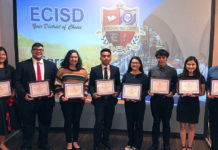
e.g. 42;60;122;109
158;64;167;70
32;58;43;64
102;64;110;70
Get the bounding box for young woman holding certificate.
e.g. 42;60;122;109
176;56;205;150
122;56;148;150
0;47;19;150
55;50;88;150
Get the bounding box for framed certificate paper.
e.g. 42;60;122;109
96;79;115;96
178;79;200;94
210;79;218;96
0;80;11;98
122;83;142;101
29;80;50;98
64;82;84;99
150;78;170;94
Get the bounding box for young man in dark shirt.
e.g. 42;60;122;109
148;49;177;150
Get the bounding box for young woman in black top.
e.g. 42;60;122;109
177;56;205;150
122;56;148;150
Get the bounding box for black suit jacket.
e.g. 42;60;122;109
15;58;58;102
89;64;121;105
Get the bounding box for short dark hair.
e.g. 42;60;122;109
100;48;111;56
127;56;144;73
0;46;8;68
32;43;44;49
181;56;201;77
155;49;169;58
61;49;83;70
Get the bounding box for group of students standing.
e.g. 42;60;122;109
0;43;217;150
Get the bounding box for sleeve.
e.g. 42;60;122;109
14;63;27;98
115;67;121;93
142;74;148;98
54;68;64;96
88;67;96;95
83;69;89;93
200;74;206;84
206;70;211;91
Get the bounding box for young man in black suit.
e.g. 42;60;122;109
15;43;58;150
89;48;121;150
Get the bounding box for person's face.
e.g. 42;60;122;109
100;51;111;66
31;46;44;61
69;52;78;67
186;60;197;74
157;56;167;67
131;59;141;71
0;50;7;64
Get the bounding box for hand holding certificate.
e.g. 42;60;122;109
150;78;170;94
64;82;84;99
29;80;50;98
96;79;115;96
122;83;142;101
178;79;200;95
0;80;11;98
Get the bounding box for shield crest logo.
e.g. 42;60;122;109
99;3;141;52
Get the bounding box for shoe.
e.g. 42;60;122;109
149;145;158;150
102;141;112;149
125;145;132;150
73;146;81;150
38;144;53;150
132;146;140;150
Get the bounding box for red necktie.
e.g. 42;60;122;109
37;62;42;81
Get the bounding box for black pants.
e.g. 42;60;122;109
208;99;218;150
60;101;84;143
93;101;115;147
125;101;145;149
150;96;174;147
20;99;53;148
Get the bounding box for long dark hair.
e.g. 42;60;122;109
181;56;200;77
127;56;144;73
0;46;8;68
61;49;83;70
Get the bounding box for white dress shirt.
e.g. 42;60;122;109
32;58;45;80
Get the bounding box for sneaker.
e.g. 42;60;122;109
125;145;132;150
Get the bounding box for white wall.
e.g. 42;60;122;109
0;0;15;67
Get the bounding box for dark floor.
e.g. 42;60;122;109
6;130;210;150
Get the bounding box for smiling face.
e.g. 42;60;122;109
31;46;44;61
69;52;78;67
0;50;7;64
130;59;141;72
100;51;111;66
157;56;168;67
186;60;197;74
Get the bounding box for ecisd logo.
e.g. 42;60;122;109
98;2;142;52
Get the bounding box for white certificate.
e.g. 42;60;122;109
0;80;11;98
64;82;84;99
179;79;200;94
150;78;170;94
96;79;115;95
211;79;218;96
122;83;142;100
29;80;50;98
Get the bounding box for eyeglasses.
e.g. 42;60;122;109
32;49;44;52
131;62;140;65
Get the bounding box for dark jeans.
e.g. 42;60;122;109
125;101;145;149
61;101;84;143
93;101;115;147
208;99;218;150
20;99;53;148
150;96;174;147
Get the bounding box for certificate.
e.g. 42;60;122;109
178;79;200;94
122;83;142;100
210;79;218;96
29;80;50;98
64;82;84;99
150;78;170;94
0;80;11;98
96;79;115;95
